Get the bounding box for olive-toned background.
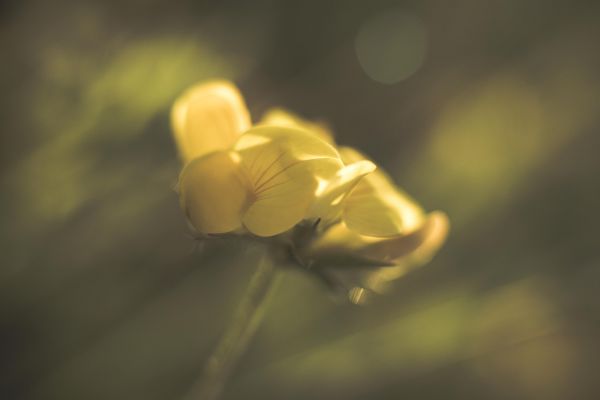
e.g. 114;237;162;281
1;0;599;399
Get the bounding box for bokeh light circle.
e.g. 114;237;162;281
355;10;427;84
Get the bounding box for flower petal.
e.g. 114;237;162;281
235;125;340;163
233;125;342;236
361;211;450;293
305;212;450;298
307;160;376;222
242;158;340;237
340;147;424;237
171;80;251;163
178;151;251;235
260;107;335;144
360;211;450;262
308;210;449;266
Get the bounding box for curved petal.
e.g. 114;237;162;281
171;80;251;163
242;158;341;237
178;151;251;235
360;211;450;262
361;211;450;293
306;212;450;297
235;125;340;163
233;126;342;236
307;212;449;263
307;160;376;222
340;147;424;237
260;107;335;144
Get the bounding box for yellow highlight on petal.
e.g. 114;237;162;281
361;211;450;263
340;147;424;237
171;80;251;163
308;160;376;222
307;211;449;293
178;151;251;235
243;158;340;237
234;125;342;237
235;125;340;162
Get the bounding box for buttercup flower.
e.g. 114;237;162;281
171;80;449;300
170;82;450;400
172;81;371;237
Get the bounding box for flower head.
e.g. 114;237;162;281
170;80;449;302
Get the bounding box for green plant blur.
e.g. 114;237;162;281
1;1;599;399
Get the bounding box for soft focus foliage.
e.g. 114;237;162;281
1;1;599;400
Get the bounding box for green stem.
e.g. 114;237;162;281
184;253;279;400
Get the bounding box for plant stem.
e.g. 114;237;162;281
184;253;279;400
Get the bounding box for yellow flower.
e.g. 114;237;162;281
172;81;370;237
178;124;347;237
170;81;448;302
260;109;378;226
258;108;435;236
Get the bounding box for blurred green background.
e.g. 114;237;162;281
1;0;599;399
